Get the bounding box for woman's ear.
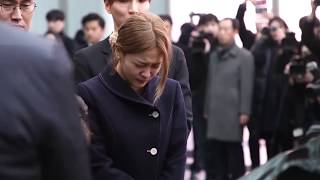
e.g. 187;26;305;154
115;49;125;65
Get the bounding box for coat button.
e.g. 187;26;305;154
151;111;159;119
147;148;158;156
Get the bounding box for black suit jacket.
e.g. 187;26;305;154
0;23;91;180
74;37;193;130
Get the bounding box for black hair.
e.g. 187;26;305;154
198;14;219;27
81;13;105;29
178;23;195;45
221;18;240;30
159;14;173;25
46;9;65;22
269;16;288;30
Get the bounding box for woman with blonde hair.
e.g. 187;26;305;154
78;12;188;180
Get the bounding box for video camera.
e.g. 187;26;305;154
192;31;214;52
306;80;320;99
289;55;319;81
289;56;307;77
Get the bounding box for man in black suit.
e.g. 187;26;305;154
73;0;193;130
45;9;75;58
0;22;91;180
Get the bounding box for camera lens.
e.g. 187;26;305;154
270;27;278;32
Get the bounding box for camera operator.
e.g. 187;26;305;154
299;0;320;62
304;80;320;140
276;54;319;150
281;54;320;141
189;14;220;90
251;16;299;159
188;13;219;177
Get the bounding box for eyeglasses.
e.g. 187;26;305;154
0;2;37;14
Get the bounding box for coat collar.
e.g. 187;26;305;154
99;66;158;107
100;36;112;55
217;42;238;59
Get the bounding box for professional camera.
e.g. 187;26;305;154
289;55;319;80
289;56;307;77
192;31;214;51
260;26;281;39
306;80;320;99
260;27;272;40
192;31;215;53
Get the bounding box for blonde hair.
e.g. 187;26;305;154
112;12;171;103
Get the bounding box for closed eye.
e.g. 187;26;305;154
134;63;146;68
1;1;13;6
151;64;161;69
118;0;129;3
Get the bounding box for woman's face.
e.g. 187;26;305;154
105;0;150;31
116;48;162;93
270;21;286;43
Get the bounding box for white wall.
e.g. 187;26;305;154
30;0;59;35
169;0;320;42
29;0;169;38
63;0;107;38
279;0;320;41
150;0;169;14
30;0;113;38
170;0;246;42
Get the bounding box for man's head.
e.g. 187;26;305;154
104;0;151;31
218;18;239;47
0;0;36;30
46;9;65;34
82;13;105;44
197;14;219;37
159;14;172;40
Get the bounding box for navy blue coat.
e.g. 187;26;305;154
78;68;188;180
74;38;193;131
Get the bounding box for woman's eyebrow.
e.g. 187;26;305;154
21;0;33;4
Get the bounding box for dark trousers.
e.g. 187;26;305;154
273;131;294;155
191;114;207;172
205;139;245;180
247;119;260;169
